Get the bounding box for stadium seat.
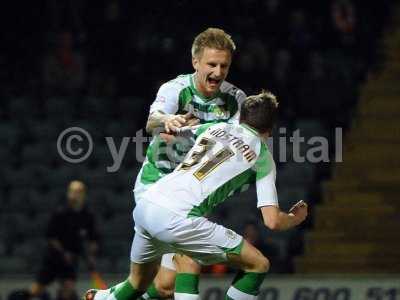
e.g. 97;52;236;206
277;162;316;185
88;187;115;217
293;119;328;141
0;122;21;148
101;240;131;260
4;168;35;189
277;187;308;212
99;214;132;239
28;119;62;142
0;241;5;256
44;97;74;118
0;257;27;274
8;97;34;116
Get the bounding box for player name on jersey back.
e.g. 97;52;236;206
209;127;257;163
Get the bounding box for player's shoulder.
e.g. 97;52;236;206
255;142;275;174
219;80;246;101
196;121;226;136
205;122;259;144
160;74;191;92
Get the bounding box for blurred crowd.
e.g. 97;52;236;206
1;0;392;128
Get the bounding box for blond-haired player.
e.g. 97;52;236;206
133;28;246;299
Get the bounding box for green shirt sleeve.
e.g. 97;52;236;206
254;142;273;180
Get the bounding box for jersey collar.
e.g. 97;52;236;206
240;123;260;136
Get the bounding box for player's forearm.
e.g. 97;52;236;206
262;206;298;231
275;212;298;231
146;111;169;134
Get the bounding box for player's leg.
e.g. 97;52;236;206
90;260;160;300
173;254;202;300
172;217;269;300
134;176;171;300
140;254;176;299
225;240;270;300
89;205;164;300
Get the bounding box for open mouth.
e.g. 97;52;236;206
207;77;221;87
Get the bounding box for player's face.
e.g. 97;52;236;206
192;47;232;97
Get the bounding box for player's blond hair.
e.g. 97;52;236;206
191;28;236;58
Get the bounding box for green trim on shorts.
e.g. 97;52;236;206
222;239;244;255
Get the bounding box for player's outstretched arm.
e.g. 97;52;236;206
260;202;308;231
146;111;198;134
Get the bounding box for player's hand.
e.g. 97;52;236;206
164;114;187;133
160;132;177;144
186;116;200;126
289;200;308;225
164;113;198;133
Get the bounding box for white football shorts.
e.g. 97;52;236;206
130;200;243;266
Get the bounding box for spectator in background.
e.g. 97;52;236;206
331;0;357;49
28;180;99;300
42;32;86;96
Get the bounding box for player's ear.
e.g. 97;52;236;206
192;56;199;71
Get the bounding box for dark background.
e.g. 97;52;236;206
0;0;395;275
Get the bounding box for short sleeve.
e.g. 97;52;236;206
228;89;246;124
254;143;278;208
149;82;180;114
256;167;278;208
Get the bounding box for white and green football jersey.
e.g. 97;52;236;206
144;122;278;218
138;73;246;185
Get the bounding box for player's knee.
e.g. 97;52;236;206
257;255;270;273
249;254;270;273
174;255;201;273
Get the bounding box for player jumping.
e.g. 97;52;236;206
134;27;246;299
86;91;308;300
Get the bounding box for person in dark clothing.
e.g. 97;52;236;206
29;180;100;300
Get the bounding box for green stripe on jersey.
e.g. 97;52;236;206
255;143;272;180
186;142;273;217
195;122;216;137
187;169;257;217
140;73;242;185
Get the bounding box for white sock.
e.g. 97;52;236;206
139;293;150;300
94;289;111;300
226;286;257;300
174;293;199;300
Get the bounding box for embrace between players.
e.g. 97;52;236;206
86;28;308;300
